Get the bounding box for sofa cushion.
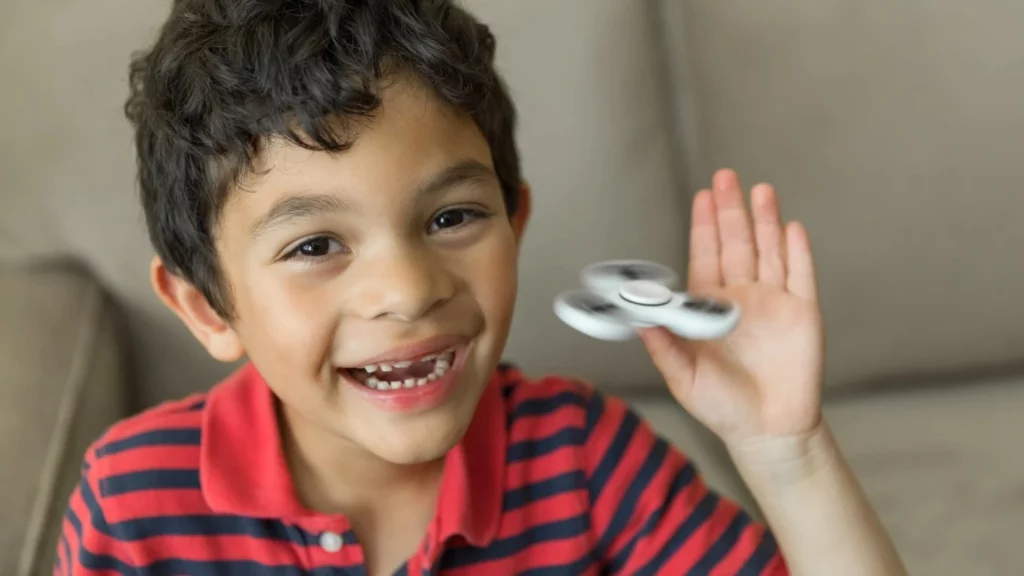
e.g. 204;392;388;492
826;377;1024;574
0;263;129;576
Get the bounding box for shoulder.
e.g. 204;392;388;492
90;392;207;464
80;391;208;519
494;363;651;463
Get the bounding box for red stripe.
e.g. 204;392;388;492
589;402;656;533
505;443;580;479
96;396;205;443
712;519;771;574
505;404;587;444
99;488;210;522
132;534;345;567
496;491;589;535
98;445;201;476
657;496;739;573
67;484;138;571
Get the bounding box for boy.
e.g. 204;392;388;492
56;0;906;574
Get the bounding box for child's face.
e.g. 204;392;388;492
208;78;524;465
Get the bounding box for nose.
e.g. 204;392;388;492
346;246;455;322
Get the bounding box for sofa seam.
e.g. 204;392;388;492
16;276;105;576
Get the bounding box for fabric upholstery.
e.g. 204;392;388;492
826;377;1024;574
0;263;129;576
655;0;1024;390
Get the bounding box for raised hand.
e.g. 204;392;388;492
639;169;825;447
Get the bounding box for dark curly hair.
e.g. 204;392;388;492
125;0;521;319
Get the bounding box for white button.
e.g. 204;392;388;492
619;280;672;306
319;531;344;553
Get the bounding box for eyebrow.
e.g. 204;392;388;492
415;159;497;198
249;193;347;240
248;159;498;240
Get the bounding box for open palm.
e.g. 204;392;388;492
639;169;825;446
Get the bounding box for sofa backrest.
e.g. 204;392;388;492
656;0;1024;392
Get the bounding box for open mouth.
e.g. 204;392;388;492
343;347;457;391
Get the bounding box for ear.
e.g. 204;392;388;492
150;256;246;362
511;182;532;244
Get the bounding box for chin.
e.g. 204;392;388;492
368;420;469;465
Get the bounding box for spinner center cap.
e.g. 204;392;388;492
619;280;672;306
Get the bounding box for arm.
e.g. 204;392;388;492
636;168;907;574
729;423;906;576
586;390;787;575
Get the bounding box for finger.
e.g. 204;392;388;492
785;221;818;301
751;183;787;287
712;169;757;285
688;189;722;292
638;327;696;399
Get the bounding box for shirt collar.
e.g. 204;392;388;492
199;361;506;547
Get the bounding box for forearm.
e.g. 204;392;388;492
728;421;907;576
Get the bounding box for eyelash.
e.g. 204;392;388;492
427;207;491;234
284;236;347;265
283;207;491;264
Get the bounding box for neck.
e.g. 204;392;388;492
278;404;446;517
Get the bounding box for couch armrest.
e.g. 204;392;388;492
0;262;131;576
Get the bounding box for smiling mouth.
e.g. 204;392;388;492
343;347;457;391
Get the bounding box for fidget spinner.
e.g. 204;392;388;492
553;259;741;341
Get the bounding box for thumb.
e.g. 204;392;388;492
637;327;696;399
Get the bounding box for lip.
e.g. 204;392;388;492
341;341;472;414
341;333;469;367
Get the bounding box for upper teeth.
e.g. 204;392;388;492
358;348;455;390
361;348;453;374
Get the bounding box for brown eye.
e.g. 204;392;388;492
428;208;489;234
298;237;332;257
286;236;346;261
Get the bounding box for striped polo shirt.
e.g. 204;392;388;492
57;362;787;575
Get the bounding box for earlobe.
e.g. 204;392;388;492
511;182;532;243
150;256;246;362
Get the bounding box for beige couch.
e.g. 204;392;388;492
2;1;1022;574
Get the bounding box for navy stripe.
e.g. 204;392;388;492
65;502;133;576
689;511;749;574
392;564;409;576
100;469;200;496
635;493;720;576
96;428;201;457
738;530;780;575
516;548;600;575
503;470;586;511
610;461;696;571
66;504;83;541
441;513;591;569
78;475;333;546
186;399;206;411
506;427;586;462
80;549;347;576
58;533;69;574
73;504;344;576
596;438;669;554
508;391;587;425
587;407;640;499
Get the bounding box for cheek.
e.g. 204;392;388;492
238;267;340;368
464;229;519;327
